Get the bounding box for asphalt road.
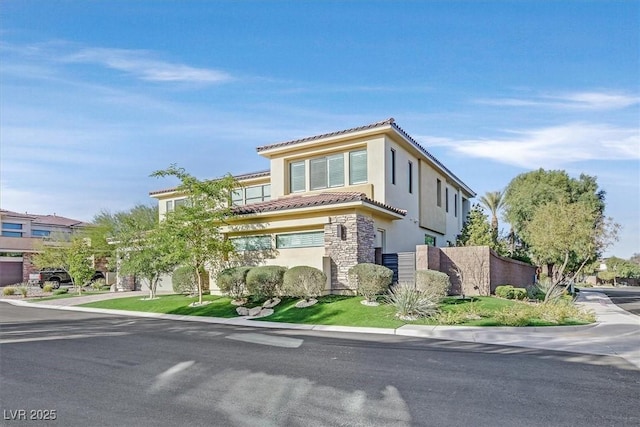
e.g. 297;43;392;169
590;287;640;315
1;303;638;427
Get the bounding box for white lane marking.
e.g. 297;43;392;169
149;361;196;392
0;332;129;344
225;333;303;348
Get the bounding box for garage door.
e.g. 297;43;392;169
0;261;23;286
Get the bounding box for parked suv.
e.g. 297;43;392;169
30;268;105;289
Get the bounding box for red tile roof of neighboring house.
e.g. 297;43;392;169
149;170;271;196
232;192;407;216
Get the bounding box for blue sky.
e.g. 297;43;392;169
1;1;638;258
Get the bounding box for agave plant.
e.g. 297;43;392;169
385;283;438;321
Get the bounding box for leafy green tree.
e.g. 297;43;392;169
503;169;605;237
479;190;504;242
456;204;494;248
151;164;238;305
84;204;158;268
601;256;640;281
33;236;95;295
117;220;180;300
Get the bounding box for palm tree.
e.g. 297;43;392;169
479;190;504;241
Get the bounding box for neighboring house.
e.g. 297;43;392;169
0;210;87;286
150;118;475;293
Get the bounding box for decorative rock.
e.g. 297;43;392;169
236;307;250;316
248;306;263;316
253;308;273;318
262;297;281;308
360;300;380;307
231;299;247;306
295;299;318;308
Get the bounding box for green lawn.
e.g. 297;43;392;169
78;294;592;327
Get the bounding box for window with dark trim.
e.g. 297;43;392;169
446;188;449;212
436;179;442;207
454;194;458;217
408;161;413;194
390;148;396;185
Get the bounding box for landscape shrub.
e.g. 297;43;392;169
3;287;16;296
415;270;451;301
533;279;564;302
90;278;107;292
534;300;595;324
385;282;438;320
172;266;198;295
42;284;54;293
216;266;252;300
17;284;29;297
348;263;393;303
53;288;68;295
282;266;326;301
246;266;287;300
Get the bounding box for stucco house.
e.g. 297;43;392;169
150;118;475;293
0;210;87;286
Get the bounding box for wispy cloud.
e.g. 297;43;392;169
63;47;232;83
476;91;639;111
420;123;640;168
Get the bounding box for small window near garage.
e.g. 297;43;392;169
276;231;324;249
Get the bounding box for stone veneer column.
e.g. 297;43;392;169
324;214;375;293
22;252;38;283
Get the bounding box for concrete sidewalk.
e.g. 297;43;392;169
2;290;638;369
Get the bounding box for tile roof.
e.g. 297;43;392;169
0;209;87;227
255;117;474;196
149;169;271;196
256;118;396;152
232;192;407;216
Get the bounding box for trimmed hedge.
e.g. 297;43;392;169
495;285;528;300
246;265;287;300
282;266;326;300
415;270;451;301
216;266;252;300
348;263;393;302
172;266;198;295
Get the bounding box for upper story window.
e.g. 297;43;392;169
454;194;458;217
349;149;367;185
390;148;396;185
436;179;442;207
32;229;51;237
2;222;23;230
289;149;367;193
408;161;413;194
232;184;271;205
166;198;187;212
310;154;344;190
445;188;449;212
290;161;306;193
